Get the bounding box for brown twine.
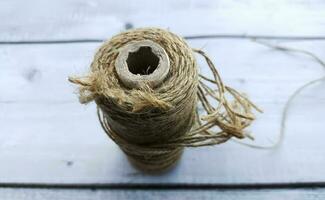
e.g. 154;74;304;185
68;28;261;171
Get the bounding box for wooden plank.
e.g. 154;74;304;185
0;39;324;184
1;188;325;200
1;0;325;40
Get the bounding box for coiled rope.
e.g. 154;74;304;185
69;28;261;171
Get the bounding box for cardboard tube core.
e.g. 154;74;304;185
115;40;170;88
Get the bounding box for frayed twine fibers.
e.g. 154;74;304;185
69;28;261;171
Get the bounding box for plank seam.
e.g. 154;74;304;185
0;34;325;45
0;182;325;190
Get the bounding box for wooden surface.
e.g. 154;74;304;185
1;0;325;198
1;188;325;200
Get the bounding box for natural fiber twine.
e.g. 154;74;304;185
69;28;261;171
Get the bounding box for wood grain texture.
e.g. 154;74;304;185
1;0;325;40
1;188;325;200
0;0;325;185
0;39;324;184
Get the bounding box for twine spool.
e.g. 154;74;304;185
69;28;261;171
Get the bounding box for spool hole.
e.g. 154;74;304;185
126;47;159;75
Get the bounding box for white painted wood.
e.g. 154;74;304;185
0;0;325;40
0;39;324;184
1;0;325;185
1;188;325;200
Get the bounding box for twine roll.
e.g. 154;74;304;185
69;28;261;171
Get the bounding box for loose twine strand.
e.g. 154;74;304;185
0;28;322;169
232;40;325;149
68;28;325;170
68;28;261;170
